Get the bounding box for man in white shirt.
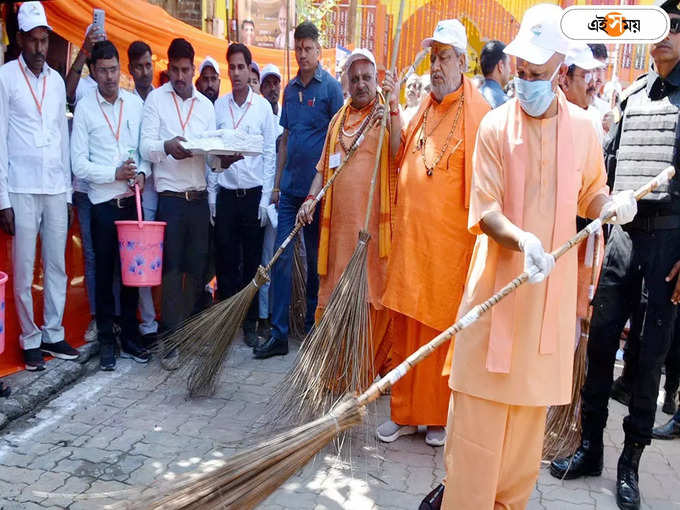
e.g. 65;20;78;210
71;40;152;371
0;1;78;371
257;63;282;333
208;43;276;347
140;38;216;368
127;40;159;347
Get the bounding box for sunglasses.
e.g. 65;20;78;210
671;18;680;34
573;71;593;84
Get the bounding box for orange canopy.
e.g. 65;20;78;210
43;0;337;92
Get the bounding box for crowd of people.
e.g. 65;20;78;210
2;1;680;509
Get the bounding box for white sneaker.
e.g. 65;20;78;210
376;420;417;443
425;426;446;447
84;319;97;343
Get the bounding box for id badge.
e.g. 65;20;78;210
329;152;341;169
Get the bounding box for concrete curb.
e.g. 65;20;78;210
0;342;99;431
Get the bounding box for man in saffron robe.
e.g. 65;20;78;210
441;5;636;508
377;20;490;447
296;48;399;376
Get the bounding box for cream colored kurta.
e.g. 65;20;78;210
449;97;609;407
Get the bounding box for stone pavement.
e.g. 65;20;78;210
0;338;679;510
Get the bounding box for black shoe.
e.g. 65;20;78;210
662;392;678;415
253;337;288;359
0;382;11;398
100;343;116;371
120;339;150;364
243;321;259;348
40;340;79;360
23;348;46;371
652;417;680;440
140;332;158;350
550;440;604;480
616;442;643;510
611;376;631;406
419;483;444;510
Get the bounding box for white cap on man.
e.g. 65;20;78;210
199;56;220;76
18;1;52;32
260;64;281;83
504;3;570;65
421;19;467;53
343;48;376;73
565;44;606;70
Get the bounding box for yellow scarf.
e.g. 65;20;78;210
317;93;393;276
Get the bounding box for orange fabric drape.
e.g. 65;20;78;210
44;0;336;92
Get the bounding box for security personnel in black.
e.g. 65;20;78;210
550;2;680;509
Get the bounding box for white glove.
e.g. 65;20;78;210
258;204;268;227
209;202;216;227
518;231;555;284
601;190;637;225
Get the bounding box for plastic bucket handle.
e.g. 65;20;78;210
135;183;143;229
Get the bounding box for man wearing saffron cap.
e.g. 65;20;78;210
441;4;636;508
296;48;399;376
377;20;491;447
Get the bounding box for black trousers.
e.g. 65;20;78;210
91;199;139;346
156;196;210;332
581;224;680;445
214;186;264;323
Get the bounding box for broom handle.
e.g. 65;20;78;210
362;0;406;231
357;166;676;407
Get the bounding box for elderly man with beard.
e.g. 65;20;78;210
551;1;680;508
560;44;607;143
296;48;399;376
441;4;628;508
196;57;220;104
376;20;490;448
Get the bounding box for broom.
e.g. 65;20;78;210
289;233;308;339
543;227;602;460
272;2;429;424
161;110;376;397
133;167;675;510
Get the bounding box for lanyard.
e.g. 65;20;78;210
18;58;46;116
228;97;252;129
97;92;124;142
171;92;196;134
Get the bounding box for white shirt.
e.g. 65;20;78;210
140;82;216;193
72;74;98;195
71;88;151;205
587;104;605;145
133;85;158;212
592;95;610;116
273;109;283;137
0;55;71;209
208;88;276;207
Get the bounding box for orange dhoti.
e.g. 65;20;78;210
390;312;448;426
442;392;547;510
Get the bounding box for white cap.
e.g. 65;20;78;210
504;4;570;65
422;19;467;53
565;44;606;70
343;48;376;73
199;56;220;76
18;2;52;33
260;64;281;84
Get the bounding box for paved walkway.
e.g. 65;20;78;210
0;339;679;510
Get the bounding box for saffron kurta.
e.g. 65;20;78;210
382;77;490;426
448;92;609;407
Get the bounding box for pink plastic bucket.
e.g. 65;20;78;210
0;271;6;354
115;185;167;287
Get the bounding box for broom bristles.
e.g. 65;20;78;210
128;397;365;509
271;230;374;426
160;266;269;397
289;234;308;339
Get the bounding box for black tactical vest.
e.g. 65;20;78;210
614;85;680;202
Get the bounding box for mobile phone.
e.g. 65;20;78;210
93;9;105;30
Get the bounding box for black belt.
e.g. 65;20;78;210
624;214;680;231
218;185;262;198
105;195;135;209
159;190;208;201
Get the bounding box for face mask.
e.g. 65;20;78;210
514;63;560;117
